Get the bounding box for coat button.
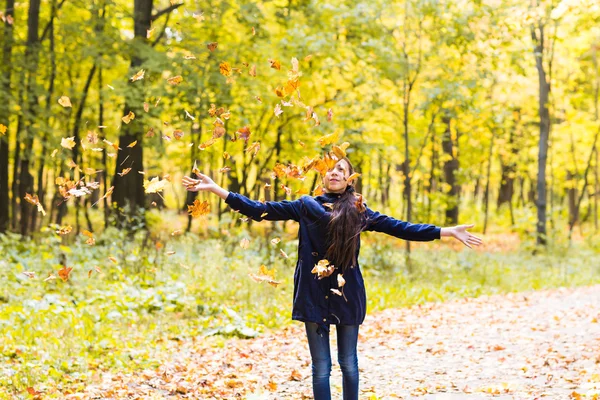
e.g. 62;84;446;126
323;318;327;322
325;295;329;299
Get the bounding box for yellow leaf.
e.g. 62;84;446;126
61;136;76;150
317;131;340;147
0;123;6;135
58;96;72;108
143;177;168;194
127;140;137;148
268;59;281;70
219;62;232;77
122;111;135;124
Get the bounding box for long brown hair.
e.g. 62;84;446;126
324;157;366;271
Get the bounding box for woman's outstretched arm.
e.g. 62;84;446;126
182;172;302;222
364;207;483;248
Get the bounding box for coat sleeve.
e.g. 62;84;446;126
363;207;441;241
224;192;303;222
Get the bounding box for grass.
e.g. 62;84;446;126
0;213;599;398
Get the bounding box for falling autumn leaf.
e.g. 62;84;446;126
130;69;145;82
122;111;135;124
118;167;132;177
22;271;35;279
245;142;261;158
188;199;210;217
249;64;257;77
235;126;251;142
61;136;76;150
58;96;72;108
248;264;280;287
274;104;283;117
268;59;281;70
312;259;334;279
58;265;73;282
219;62;232;77
24;193;46;216
56;225;72;235
207;42;218;52
347;172;361;182
317;131;341;147
144;177;168;194
127;140;137;148
271;237;281;245
173;129;184;140
0;124;7;135
167;75;183;85
280;249;288;259
240;238;250;249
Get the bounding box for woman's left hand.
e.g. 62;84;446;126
452;224;483;249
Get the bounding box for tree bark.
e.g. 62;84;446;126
111;0;153;225
442;113;459;225
531;22;551;246
18;0;42;236
0;0;15;233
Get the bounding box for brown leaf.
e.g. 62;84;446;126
207;42;218;52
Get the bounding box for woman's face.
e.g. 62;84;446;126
323;159;352;194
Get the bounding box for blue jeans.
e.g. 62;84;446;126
304;322;360;400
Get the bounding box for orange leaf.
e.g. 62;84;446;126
58;265;73;282
167;75;183;85
268;59;281;70
207;42;218;52
188;199;210;217
219;62;232;77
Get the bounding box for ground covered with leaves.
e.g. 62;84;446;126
68;284;600;399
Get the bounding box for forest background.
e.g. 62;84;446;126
0;0;600;397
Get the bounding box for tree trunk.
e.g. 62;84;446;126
531;22;551;246
111;0;153;225
442;113;459;225
18;0;42;236
0;0;15;233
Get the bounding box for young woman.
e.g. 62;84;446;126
182;156;483;400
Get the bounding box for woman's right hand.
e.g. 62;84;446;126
182;172;217;193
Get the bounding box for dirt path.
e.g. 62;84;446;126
77;285;600;399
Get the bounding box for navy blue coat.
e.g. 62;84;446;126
225;191;441;332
